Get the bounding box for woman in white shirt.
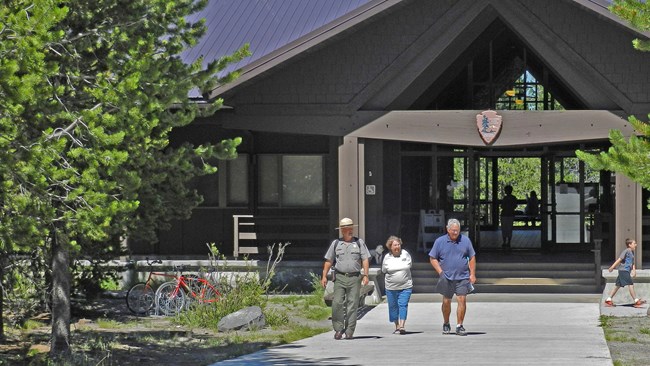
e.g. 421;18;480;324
381;236;413;334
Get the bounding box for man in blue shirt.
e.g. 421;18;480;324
429;218;476;336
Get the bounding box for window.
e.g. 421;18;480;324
191;153;249;207
259;155;325;207
496;70;565;111
227;154;249;205
259;155;279;205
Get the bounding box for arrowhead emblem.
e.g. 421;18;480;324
476;110;503;145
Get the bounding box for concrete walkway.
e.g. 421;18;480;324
210;293;614;365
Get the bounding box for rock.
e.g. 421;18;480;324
217;306;265;332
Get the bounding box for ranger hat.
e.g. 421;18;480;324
335;217;358;230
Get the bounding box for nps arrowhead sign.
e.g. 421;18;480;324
476;110;503;145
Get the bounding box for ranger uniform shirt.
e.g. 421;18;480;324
324;237;370;273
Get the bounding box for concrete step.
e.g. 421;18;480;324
411;269;596;279
413;284;598;293
411;262;595;271
409;261;599;294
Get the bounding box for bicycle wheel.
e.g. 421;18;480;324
194;280;222;304
126;282;155;315
155;281;185;316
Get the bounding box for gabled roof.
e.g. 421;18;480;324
184;0;649;100
182;0;373;98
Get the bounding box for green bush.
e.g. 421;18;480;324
176;243;288;329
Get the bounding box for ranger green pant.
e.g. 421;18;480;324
331;274;361;336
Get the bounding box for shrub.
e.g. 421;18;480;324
176;242;289;330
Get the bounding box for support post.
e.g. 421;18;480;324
593;239;602;290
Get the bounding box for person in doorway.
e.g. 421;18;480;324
381;235;413;335
429;218;477;336
500;185;518;250
525;190;539;227
321;217;370;340
605;238;645;307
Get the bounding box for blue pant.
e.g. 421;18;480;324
386;288;412;322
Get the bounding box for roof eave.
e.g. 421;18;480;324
572;0;650;38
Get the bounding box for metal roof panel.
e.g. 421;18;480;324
182;0;372;73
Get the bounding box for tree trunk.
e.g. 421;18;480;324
0;258;4;340
50;233;71;356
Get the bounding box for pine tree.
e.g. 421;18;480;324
0;0;249;355
576;0;650;207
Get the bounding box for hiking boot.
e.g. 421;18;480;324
442;323;451;334
456;325;467;336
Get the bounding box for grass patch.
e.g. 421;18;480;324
303;306;331;321
21;319;47;331
605;333;639;343
599;315;612;328
264;308;290;326
96;318;123;329
279;324;330;343
267;294;331;321
640;327;650;335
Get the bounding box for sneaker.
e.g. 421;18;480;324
456;325;467;336
442;323;451;334
334;331;343;340
634;299;646;307
604;299;613;306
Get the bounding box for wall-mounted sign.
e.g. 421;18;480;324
476;110;503;145
365;185;376;195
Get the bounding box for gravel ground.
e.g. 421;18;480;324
0;294;332;366
603;315;650;365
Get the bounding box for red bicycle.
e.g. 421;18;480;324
155;268;222;316
125;259;176;315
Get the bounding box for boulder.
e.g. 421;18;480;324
217;306;266;332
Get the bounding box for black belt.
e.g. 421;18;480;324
336;271;361;277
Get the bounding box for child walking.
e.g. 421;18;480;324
605;238;645;307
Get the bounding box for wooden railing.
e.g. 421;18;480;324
233;215;259;257
232;215;330;258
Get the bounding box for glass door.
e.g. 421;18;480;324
547;155;602;251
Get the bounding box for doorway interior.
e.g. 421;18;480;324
399;143;614;256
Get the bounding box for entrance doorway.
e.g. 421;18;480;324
399;143;613;255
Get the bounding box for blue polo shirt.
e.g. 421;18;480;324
429;234;476;280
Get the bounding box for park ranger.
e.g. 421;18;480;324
321;217;370;340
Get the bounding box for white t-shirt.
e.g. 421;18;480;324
381;249;413;290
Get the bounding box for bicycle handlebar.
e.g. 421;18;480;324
173;265;187;273
124;258;163;270
146;258;163;265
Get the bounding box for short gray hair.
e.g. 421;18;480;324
447;218;461;230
